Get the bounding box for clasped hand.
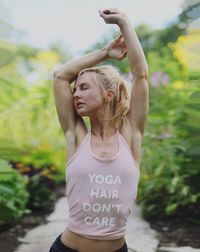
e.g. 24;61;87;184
104;35;127;60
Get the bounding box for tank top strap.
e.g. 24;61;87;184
117;130;140;170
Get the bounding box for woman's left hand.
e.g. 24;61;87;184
99;8;127;26
104;34;127;60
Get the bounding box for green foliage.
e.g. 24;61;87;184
27;174;56;210
137;79;200;220
151;24;185;50
0;159;29;224
134;24;154;52
176;83;200;200
10;160;63;211
147;46;187;82
0;44;69;180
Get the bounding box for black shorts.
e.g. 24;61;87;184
49;233;128;252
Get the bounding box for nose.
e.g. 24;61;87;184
73;89;82;105
73;89;80;98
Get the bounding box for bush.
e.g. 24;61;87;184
9;161;62;211
137;81;200;221
0;159;29;224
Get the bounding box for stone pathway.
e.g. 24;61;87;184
15;197;199;252
157;247;200;252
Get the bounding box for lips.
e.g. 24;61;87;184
76;102;85;108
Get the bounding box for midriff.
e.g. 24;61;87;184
61;227;126;252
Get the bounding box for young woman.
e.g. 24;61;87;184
50;8;149;252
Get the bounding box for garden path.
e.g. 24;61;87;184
15;197;200;252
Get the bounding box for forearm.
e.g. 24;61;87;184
119;18;148;78
53;48;108;83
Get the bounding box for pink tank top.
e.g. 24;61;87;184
65;128;140;240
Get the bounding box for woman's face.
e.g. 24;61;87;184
73;72;106;117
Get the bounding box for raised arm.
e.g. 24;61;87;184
53;49;108;83
99;8;149;136
53;49;109;139
52;35;127;138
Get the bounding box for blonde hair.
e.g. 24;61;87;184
77;65;131;130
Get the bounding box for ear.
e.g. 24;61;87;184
105;89;115;102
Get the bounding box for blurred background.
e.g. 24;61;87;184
0;0;199;250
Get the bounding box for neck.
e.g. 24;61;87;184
90;123;117;140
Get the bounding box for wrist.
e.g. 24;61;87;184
101;47;110;60
118;16;130;28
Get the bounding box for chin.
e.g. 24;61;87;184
77;110;88;117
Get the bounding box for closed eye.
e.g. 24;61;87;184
72;83;89;94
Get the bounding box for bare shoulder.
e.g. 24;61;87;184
66;118;88;161
119;117;143;167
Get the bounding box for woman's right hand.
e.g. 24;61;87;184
104;35;127;60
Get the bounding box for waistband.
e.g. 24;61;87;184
53;233;128;252
53;234;77;252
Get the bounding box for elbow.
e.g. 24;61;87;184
52;63;60;74
53;68;62;79
52;66;74;82
141;61;148;77
133;63;148;80
53;69;67;81
52;64;67;79
134;71;148;80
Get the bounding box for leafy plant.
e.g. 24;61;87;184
10;161;62;211
0;159;29;224
137;77;200;221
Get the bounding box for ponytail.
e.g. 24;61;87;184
110;81;130;130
